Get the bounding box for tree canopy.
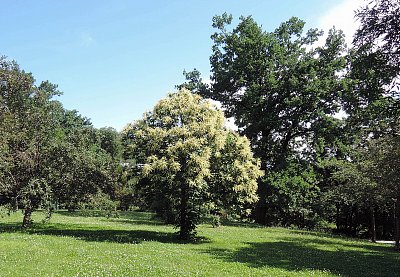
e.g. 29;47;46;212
123;89;262;239
183;14;348;224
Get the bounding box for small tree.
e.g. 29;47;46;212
330;155;382;242
123;90;262;239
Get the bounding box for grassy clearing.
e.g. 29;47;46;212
0;211;399;276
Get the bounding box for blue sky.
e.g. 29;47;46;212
0;0;363;130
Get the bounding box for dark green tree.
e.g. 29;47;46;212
331;121;399;246
0;57;62;227
323;0;400;243
97;127;122;160
188;15;348;225
48;111;119;211
0;57;121;226
346;0;399;134
368;129;400;249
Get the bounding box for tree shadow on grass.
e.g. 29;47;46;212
0;222;209;245
204;237;400;277
219;219;264;229
55;210;164;226
104;217;165;226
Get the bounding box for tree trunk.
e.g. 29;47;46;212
22;207;32;228
370;206;376;243
395;197;400;250
179;180;189;240
254;180;267;225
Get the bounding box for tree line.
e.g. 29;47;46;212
1;0;399;244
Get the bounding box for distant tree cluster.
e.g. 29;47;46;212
0;57;123;227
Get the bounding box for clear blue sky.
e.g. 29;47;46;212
0;0;359;131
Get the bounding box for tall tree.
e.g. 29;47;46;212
188;14;348;224
123;90;261;239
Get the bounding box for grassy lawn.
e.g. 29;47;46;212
0;211;399;276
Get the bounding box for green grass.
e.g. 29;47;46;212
0;211;399;276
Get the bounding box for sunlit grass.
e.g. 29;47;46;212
0;211;398;276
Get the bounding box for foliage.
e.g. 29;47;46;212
354;0;400;70
0;57;121;227
176;69;209;95
207;131;261;218
0;57;63;227
322;117;399;242
205;14;347;162
46;111;122;211
363;125;400;247
123;89;261;239
264;160;321;228
346;0;400;133
320;0;400;244
97;127;123;160
183;14;348;225
79;192;120;218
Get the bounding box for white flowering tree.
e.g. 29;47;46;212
123;90;262;239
